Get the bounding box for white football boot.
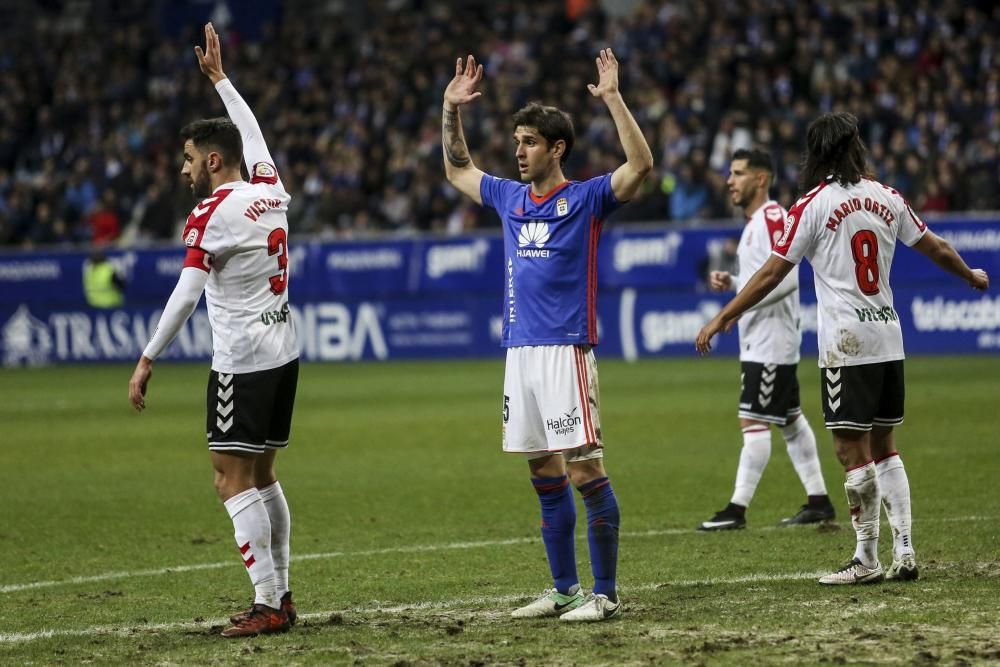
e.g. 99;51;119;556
511;585;585;618
885;554;919;581
818;558;884;585
559;593;622;622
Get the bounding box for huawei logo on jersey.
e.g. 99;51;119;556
518;222;550;248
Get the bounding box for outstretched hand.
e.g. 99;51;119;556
194;22;226;85
587;48;620;99
444;55;484;108
969;268;989;291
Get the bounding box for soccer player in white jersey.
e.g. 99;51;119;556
698;149;835;532
128;24;299;636
696;112;989;585
442;50;652;621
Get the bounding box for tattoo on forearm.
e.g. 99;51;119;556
443;108;471;167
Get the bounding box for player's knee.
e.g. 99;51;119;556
568;459;606;487
212;470;230;500
832;429;871;469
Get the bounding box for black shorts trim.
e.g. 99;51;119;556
822;360;904;431
206;359;299;451
737;362;801;425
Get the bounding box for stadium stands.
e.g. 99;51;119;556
0;0;997;247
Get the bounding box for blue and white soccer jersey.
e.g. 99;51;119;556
481;174;620;458
503;345;603;460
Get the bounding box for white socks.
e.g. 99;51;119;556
259;481;292;597
781;416;827;496
844;462;880;568
224;488;279;608
731;425;772;507
876;454;914;559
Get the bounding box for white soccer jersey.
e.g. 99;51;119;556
774;178;927;368
734;200;801;364
180;79;298;374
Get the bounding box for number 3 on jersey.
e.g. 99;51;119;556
850;230;880;296
267;228;289;295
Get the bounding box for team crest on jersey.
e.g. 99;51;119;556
185;228;199;247
556;197;569;216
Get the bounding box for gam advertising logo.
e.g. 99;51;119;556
426;239;490;278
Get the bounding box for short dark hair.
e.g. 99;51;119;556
179;117;243;168
732;148;773;174
799;111;874;190
511;102;575;165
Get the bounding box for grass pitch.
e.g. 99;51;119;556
1;355;998;665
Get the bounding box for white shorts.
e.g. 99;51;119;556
502;345;603;460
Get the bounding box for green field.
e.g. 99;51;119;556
1;356;998;665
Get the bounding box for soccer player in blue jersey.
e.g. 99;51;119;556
442;49;653;621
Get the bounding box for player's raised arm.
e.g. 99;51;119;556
588;48;653;202
442;55;486;204
195;23;280;186
695;254;795;354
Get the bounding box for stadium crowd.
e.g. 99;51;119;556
1;0;998;247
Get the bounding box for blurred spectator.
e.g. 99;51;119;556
82;248;126;309
86;188;122;243
2;0;999;248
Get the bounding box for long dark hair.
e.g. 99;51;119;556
798;112;874;190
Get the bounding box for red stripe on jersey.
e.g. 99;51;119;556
183;247;213;272
763;203;787;249
904;202;927;232
181;188;234;249
774;181;829;257
574;347;596;444
250;162;280;185
528;180;570;204
587;216;601;344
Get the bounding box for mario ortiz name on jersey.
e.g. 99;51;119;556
825;196;895;231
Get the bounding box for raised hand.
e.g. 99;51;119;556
194;22;226;84
444;55;484;108
587;48;620;99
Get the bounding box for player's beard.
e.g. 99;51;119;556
191;164;213;200
731;187;751;209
